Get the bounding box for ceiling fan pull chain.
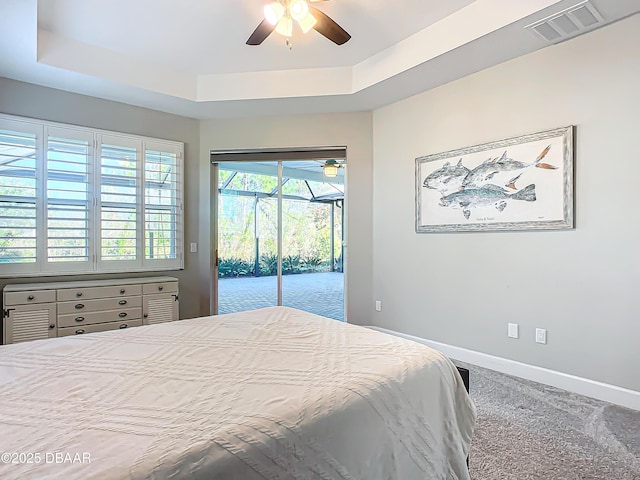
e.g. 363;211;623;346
286;37;293;50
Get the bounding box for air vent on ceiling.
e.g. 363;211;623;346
525;0;604;43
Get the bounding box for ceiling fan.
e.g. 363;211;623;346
247;0;351;47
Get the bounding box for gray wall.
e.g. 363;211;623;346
0;78;202;320
372;15;640;391
199;113;374;325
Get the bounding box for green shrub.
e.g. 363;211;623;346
248;253;337;276
301;254;321;267
259;253;278;276
282;254;301;274
218;257;254;277
334;255;343;273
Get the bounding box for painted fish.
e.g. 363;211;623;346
439;183;537;220
423;159;470;195
462;146;556;190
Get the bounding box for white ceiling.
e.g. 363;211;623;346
1;0;639;119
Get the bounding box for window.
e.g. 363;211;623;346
144;144;181;264
46;127;92;272
0;114;183;277
0;124;38;268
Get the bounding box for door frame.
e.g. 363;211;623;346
209;147;346;318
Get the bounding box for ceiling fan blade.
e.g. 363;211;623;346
310;7;351;45
246;19;275;46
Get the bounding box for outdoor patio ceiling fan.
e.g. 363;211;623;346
246;0;351;47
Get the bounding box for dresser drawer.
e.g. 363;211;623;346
58;319;143;337
57;284;142;301
58;296;142;314
142;282;178;295
4;290;56;306
58;307;142;328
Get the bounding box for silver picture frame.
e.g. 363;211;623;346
415;126;574;233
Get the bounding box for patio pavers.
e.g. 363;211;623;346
218;271;344;321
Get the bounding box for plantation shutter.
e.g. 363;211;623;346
0;114;184;278
143;141;183;269
97;135;142;270
0;119;41;274
43;127;93;272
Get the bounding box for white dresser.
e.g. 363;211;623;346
2;277;179;344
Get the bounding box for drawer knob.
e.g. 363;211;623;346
158;286;163;291
49;324;56;329
27;295;34;300
76;292;83;297
118;300;127;305
119;312;127;318
75;303;85;309
119;324;128;329
143;313;148;318
75;316;85;322
75;329;85;335
120;289;126;294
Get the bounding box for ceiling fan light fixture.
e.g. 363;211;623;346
264;2;285;25
275;15;293;37
323;159;340;178
297;12;317;34
290;0;310;21
247;0;351;47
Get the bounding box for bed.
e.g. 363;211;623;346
0;306;476;479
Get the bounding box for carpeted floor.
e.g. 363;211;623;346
463;364;640;479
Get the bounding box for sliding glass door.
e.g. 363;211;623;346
280;164;344;320
216;162;279;314
211;155;344;320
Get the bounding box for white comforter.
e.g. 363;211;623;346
0;306;476;480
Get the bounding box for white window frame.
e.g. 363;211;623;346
0;117;41;276
42;125;95;274
143;140;184;271
96;133;143;273
0;113;184;277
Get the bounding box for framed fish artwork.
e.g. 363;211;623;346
415;126;574;233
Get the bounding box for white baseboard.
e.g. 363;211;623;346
367;326;640;412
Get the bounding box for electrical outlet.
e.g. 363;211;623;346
508;323;519;339
535;328;547;344
375;301;381;312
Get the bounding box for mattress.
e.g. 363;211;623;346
0;306;476;479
